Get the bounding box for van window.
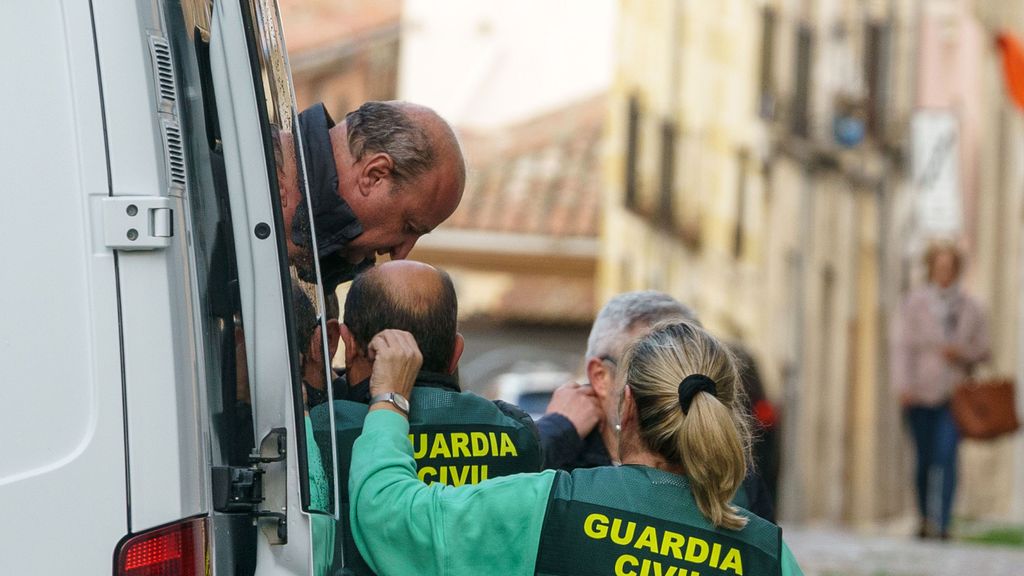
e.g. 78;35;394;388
169;3;256;475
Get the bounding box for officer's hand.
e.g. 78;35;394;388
545;381;603;439
367;330;422;402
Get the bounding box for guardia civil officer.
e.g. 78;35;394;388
308;260;541;576
349;321;804;576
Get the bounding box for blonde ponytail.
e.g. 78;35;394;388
679;391;748;529
620;321;753;530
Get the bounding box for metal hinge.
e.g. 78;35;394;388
211;428;288;544
103;197;173;250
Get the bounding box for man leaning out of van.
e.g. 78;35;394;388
308;260;542;576
283;101;466;291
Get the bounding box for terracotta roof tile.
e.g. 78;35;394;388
448;94;606;238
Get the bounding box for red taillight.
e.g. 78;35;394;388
115;517;207;576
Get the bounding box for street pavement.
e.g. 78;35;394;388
784;525;1024;576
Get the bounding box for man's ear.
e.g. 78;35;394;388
586;357;612;400
340;324;361;366
358;152;395;195
447;333;465;375
326;319;341;363
619;384;637;430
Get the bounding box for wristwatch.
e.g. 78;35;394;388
369;392;410;417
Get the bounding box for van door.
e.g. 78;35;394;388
201;0;342;573
163;0;340;573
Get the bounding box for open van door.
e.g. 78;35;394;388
110;0;341;573
2;0;337;572
208;0;342;571
188;0;342;572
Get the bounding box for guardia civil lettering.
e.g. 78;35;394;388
410;431;519;460
409;431;519;487
584;513;745;576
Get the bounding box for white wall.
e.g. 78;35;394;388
400;0;615;129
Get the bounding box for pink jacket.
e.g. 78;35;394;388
890;285;990;406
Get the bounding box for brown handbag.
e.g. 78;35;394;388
951;378;1021;440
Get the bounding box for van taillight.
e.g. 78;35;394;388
115;517;207;576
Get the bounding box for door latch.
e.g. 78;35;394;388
211;427;288;544
102;197;173;250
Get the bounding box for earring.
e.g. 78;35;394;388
614;424;622;432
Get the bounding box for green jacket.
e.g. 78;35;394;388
535;466;782;575
349;410;804;576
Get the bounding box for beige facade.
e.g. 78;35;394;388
605;0;1024;526
600;0;958;525
971;0;1024;521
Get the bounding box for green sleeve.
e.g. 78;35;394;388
304;416;334;576
349;409;557;576
781;541;804;576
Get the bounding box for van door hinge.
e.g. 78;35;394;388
102;197;174;250
211;427;288;544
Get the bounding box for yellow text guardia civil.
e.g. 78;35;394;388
584;513;745;576
410;431;519;486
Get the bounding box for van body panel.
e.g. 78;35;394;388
91;0;208;532
0;1;128;573
90;1;165;199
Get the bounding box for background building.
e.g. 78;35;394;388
603;0;1024;527
281;0;401;119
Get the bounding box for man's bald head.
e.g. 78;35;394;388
344;101;464;186
343;260;458;373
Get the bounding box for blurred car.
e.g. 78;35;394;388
490;370;572;420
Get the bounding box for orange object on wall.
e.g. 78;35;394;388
997;32;1024;111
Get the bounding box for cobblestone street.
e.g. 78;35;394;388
785;526;1024;576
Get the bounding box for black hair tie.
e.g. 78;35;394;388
678;374;717;414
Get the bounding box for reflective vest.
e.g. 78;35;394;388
315;385;543;575
535;466;782;576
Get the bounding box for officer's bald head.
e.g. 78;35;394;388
344;260;458;373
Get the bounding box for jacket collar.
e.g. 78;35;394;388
346;370;461;404
294;103;375;289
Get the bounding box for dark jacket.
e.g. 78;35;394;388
295;103;374;291
537;413;610;471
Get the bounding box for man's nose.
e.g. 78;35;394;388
389;237;418;260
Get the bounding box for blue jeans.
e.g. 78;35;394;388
906;404;959;532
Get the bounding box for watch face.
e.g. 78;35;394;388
393;393;410;412
371;392;409;414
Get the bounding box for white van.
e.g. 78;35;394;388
2;1;345;574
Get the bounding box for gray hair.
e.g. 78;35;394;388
344;101;436;184
585;291;700;360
